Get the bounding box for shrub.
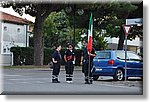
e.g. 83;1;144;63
10;47;82;66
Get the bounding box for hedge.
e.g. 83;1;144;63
10;47;82;66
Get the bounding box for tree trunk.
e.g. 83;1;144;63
34;4;44;66
117;13;129;50
117;26;125;50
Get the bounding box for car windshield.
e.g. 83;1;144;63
96;52;110;59
115;51;142;61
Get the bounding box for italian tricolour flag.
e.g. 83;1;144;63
87;13;93;53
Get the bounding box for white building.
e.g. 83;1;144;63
105;36;142;53
0;12;32;66
103;17;143;53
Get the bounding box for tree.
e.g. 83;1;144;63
43;10;71;48
93;30;108;50
91;2;138;50
1;1;141;66
1;2;65;66
65;2;139;50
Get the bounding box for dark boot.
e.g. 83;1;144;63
52;75;60;83
66;74;70;82
56;78;60;83
89;77;93;84
84;76;89;84
52;79;57;83
85;81;89;84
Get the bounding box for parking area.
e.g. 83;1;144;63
1;68;143;95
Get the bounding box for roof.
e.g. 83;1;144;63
0;11;32;24
96;50;134;53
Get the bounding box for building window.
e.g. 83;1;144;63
17;28;21;33
4;26;7;31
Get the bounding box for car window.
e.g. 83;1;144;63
127;52;142;61
96;52;110;59
115;51;141;61
115;51;129;60
116;51;125;59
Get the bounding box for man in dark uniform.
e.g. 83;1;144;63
81;46;96;84
52;44;62;83
64;44;75;83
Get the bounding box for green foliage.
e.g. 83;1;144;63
43;9;109;50
10;47;34;65
43;10;71;48
128;26;143;40
105;19;123;38
2;1;142;51
93;30;108;50
10;47;83;66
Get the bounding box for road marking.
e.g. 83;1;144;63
4;74;22;77
4;81;47;84
20;82;31;84
8;78;50;81
95;83;141;90
35;81;46;83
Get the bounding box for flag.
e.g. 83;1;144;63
87;13;93;53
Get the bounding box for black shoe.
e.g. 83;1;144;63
56;80;60;83
85;81;93;84
89;81;93;84
52;80;60;83
56;79;60;83
52;80;57;83
84;81;89;84
89;79;93;84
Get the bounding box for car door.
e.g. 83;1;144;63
115;51;143;77
127;52;143;76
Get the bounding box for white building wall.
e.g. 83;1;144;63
105;37;142;53
105;37;142;47
0;13;1;54
0;20;2;66
2;22;27;54
0;21;29;66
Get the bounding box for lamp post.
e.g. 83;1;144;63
73;4;76;47
65;4;84;47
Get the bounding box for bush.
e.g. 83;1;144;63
10;47;34;65
10;47;82;66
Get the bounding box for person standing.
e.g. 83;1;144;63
64;44;75;83
80;46;96;84
52;44;62;83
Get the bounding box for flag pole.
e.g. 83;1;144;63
88;52;90;83
87;12;93;83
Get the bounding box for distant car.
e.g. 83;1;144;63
92;50;143;81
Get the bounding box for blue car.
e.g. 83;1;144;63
92;50;143;81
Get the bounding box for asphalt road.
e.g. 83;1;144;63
1;68;143;95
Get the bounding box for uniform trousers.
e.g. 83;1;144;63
65;61;74;81
52;63;60;81
83;60;93;82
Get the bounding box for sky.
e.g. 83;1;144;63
0;6;35;22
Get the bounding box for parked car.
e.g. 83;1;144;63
92;50;143;81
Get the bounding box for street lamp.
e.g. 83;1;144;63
65;4;84;47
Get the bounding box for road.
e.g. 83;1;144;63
1;68;143;95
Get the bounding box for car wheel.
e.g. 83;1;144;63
93;76;99;81
113;69;124;81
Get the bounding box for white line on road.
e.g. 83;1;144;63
8;78;50;81
95;83;142;90
4;74;22;77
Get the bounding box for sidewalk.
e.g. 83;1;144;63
2;65;82;71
